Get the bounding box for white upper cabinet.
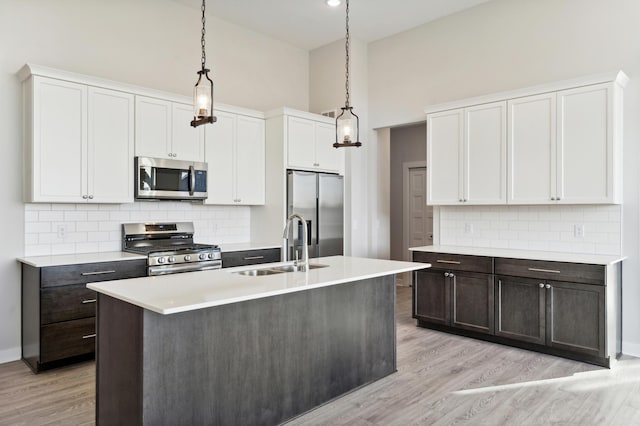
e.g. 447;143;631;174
24;75;134;203
287;116;343;173
508;93;557;204
205;110;265;205
426;71;626;206
427;101;506;205
427;109;463;205
557;83;616;204
135;96;204;162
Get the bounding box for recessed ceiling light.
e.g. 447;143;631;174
326;0;341;7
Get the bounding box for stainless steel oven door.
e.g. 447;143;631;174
148;260;222;276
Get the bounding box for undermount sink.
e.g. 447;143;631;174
232;263;330;276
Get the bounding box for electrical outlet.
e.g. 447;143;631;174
574;224;585;238
57;225;66;239
464;223;474;234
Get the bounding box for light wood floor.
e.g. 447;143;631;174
2;286;640;425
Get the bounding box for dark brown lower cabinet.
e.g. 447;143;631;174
413;252;618;367
414;268;494;335
496;275;605;358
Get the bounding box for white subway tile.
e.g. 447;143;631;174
51;204;72;211
65;211;88;222
99;241;120;252
25;244;52;256
76;204;100;211
87;211;110;221
88;231;110;242
99;221;120;232
76;242;101;253
25;211;38;222
76;221;98;232
25;222;51;233
25;203;51;211
39;211;64;222
25;234;38;245
51;243;77;255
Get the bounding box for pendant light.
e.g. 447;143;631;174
334;0;362;148
190;0;217;127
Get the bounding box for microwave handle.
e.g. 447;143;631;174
189;165;195;196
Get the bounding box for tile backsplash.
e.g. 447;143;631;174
439;205;621;255
24;202;251;257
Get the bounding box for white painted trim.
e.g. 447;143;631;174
424;70;628;114
402;161;427;262
0;346;21;364
623;341;640;358
264;106;335;123
18;64;264;119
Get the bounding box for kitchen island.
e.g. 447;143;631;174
88;256;429;425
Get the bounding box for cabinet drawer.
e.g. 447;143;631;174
41;284;97;325
221;248;281;268
412;252;492;274
41;259;147;288
494;258;604;285
41;317;96;364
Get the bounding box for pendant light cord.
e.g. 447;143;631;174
344;0;350;108
201;0;207;70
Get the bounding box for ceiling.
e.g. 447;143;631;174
173;0;493;50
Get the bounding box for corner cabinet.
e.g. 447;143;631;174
426;71;627;206
22;75;135;203
427;101;506;205
134;96;205;162
205;108;265;205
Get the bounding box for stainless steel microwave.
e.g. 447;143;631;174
135;157;208;201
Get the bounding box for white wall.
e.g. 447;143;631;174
0;0;309;362
366;0;640;355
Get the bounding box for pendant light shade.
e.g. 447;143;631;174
334;0;362;148
191;0;217;127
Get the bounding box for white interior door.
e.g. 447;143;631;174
405;165;432;261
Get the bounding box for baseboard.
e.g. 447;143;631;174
623;341;640;358
0;346;21;364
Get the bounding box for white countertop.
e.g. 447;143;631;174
87;256;430;315
17;251;147;267
216;242;281;252
409;245;625;266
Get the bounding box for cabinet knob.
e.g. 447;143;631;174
444;272;449;277
459;199;463;202
545;284;551;289
88;195;94;199
539;283;545;288
82;195;88;199
450;273;455;278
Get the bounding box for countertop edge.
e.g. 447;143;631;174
17;252;148;268
409;245;625;266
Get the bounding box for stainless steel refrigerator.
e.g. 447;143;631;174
287;170;344;260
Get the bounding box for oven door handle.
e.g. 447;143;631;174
148;260;222;276
189;165;195;196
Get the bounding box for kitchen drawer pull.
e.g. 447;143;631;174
437;260;461;265
81;270;116;276
243;256;265;260
527;267;561;274
82;334;97;339
81;299;97;304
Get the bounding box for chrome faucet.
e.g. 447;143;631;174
283;214;309;271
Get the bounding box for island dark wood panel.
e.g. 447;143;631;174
96;275;396;426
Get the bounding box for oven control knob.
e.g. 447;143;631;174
184;255;192;261
157;257;166;264
199;253;207;260
168;256;176;263
208;253;214;259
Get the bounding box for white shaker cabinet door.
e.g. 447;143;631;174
314;122;343;173
172;102;205;162
287;116;316;170
31;77;87;202
204;111;235;204
464;101;507;204
135;96;171;159
557;83;613;203
87;87;134;203
427;109;463;205
235;115;265;205
507;93;557;204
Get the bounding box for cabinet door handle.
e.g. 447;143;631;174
82;299;97;304
545;284;551;289
437;260;461;265
243;256;265;260
527;267;561;274
82;334;97;339
81;270;116;276
539;283;545;288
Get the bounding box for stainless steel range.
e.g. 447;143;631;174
122;222;221;276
